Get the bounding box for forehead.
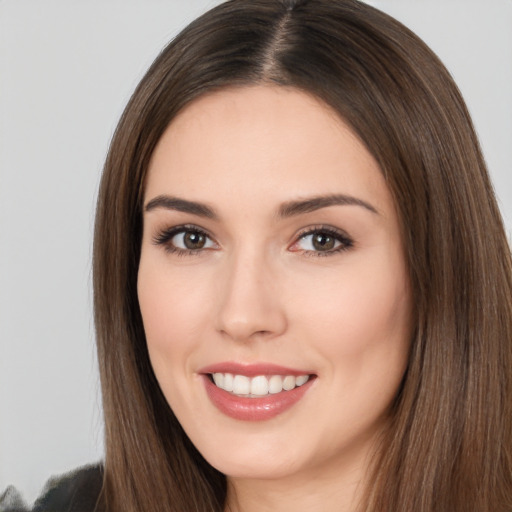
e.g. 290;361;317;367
145;85;391;216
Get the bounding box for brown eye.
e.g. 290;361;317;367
312;233;336;251
183;231;207;250
290;227;353;256
154;226;217;254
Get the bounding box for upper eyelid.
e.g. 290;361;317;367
152;223;349;236
152;224;216;245
155;224;213;237
293;224;352;240
289;225;354;252
151;224;353;249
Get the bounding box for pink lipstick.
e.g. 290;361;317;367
199;362;315;421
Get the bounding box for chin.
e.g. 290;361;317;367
208;452;302;481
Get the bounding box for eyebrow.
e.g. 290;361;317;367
145;195;218;219
144;193;378;219
278;194;379;217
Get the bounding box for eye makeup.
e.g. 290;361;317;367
151;222;354;258
290;225;354;257
152;224;217;256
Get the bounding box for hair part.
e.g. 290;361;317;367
93;1;512;510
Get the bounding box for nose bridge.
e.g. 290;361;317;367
216;243;287;341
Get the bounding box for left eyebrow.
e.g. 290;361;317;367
277;194;379;218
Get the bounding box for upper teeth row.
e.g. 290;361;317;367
212;373;309;396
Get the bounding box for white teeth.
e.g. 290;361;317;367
212;373;224;387
232;375;250;395
250;375;269;396
295;375;309;386
268;375;283;394
223;373;234;392
211;373;310;396
282;375;295;391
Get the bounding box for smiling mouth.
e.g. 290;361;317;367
209;373;311;397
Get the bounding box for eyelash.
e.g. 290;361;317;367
152;224;214;257
152;224;354;257
292;225;354;257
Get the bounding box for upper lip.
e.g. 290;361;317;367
198;362;314;377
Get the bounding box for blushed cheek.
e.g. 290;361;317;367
137;269;187;404
137;262;213;364
138;264;180;361
301;268;411;360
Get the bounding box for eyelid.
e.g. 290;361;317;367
289;224;354;256
151;223;353;257
152;224;219;255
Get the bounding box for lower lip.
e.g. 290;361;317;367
202;375;314;421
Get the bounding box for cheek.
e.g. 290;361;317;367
292;256;411;436
137;259;212;422
291;253;411;365
137;259;210;369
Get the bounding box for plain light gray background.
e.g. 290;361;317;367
1;0;511;503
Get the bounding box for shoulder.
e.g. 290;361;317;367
32;463;104;512
1;463;104;512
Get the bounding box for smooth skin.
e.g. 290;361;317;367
138;86;412;512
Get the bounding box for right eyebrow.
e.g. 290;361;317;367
144;195;218;219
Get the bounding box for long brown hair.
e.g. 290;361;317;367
93;1;512;510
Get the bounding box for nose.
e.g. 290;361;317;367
215;249;288;342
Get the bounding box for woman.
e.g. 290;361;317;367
6;0;511;510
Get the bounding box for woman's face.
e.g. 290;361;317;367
138;86;412;484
